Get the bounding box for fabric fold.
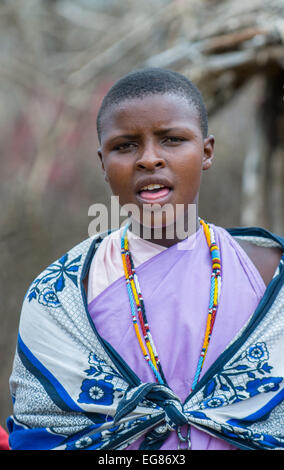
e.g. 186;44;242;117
7;225;284;450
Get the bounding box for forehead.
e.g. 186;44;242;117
99;93;201;140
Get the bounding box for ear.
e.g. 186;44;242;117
98;148;109;182
202;135;215;171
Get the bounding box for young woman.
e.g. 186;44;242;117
8;69;284;450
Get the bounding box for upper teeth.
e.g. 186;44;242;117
140;184;165;191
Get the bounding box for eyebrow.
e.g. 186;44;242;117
108;126;191;142
105;134;140;146
153;127;192;135
104;125;196;147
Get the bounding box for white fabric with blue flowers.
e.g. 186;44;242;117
7;228;284;450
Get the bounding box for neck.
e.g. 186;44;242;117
129;213;200;248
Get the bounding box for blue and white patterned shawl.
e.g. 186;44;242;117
7;227;284;450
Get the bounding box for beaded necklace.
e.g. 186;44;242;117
120;218;222;391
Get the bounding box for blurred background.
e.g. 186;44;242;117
0;0;283;430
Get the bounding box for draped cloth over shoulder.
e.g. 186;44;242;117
7;225;284;450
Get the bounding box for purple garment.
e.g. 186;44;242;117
88;225;266;450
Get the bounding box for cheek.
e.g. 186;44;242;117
104;162;133;201
175;155;203;191
105;161;128;185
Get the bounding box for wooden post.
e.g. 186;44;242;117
241;68;284;235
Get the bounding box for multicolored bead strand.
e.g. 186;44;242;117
191;219;222;390
121;224;166;384
121;219;222;390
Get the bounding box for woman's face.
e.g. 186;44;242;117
98;93;214;232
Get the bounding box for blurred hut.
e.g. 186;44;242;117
0;0;283;428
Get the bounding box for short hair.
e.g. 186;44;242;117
96;68;208;141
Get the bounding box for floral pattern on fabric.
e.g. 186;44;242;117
78;353;125;406
66;432;102;450
8;230;284;450
180;340;284;450
199;342;282;407
27;253;82;306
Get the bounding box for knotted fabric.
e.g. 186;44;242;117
7;227;284;450
114;383;190;449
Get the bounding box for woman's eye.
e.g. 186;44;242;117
114;142;137;151
163;136;185;144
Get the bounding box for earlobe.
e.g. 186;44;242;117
97;148;103;163
202;134;215;171
202;160;212;170
98;149;109;182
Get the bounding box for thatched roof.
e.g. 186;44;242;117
143;0;284;114
59;0;284;114
1;0;283;115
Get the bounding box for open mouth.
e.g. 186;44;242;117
137;183;172;202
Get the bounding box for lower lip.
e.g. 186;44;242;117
137;188;172;203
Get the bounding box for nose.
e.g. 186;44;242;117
135;145;165;171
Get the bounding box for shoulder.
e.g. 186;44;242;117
233;237;283;287
223;225;284;287
25;235;101;305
